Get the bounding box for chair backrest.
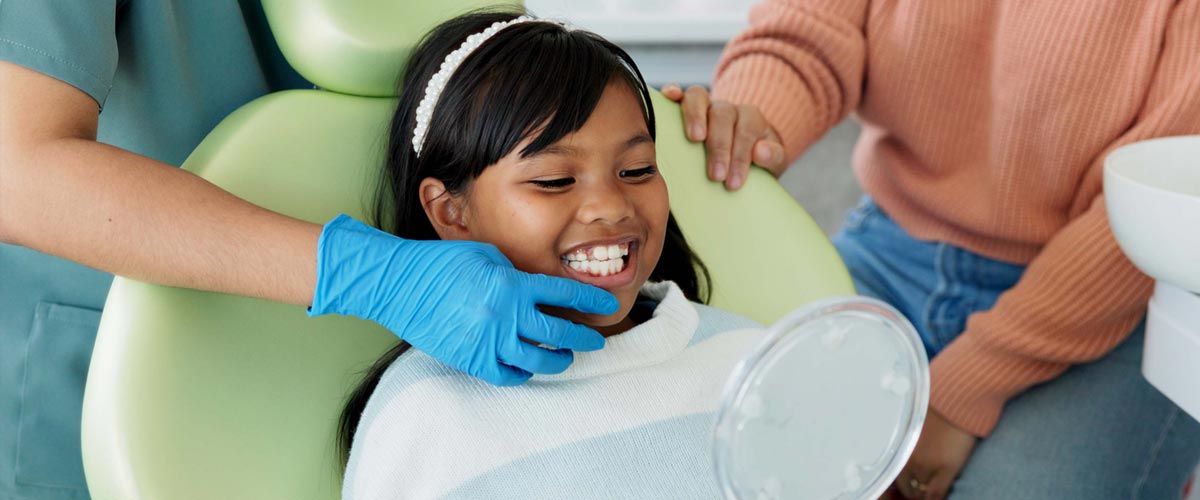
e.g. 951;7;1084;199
81;2;853;499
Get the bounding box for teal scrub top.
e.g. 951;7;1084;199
0;1;310;498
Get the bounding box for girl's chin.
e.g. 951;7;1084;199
541;304;635;337
577;312;630;334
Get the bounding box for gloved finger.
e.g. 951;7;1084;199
498;339;574;375
522;272;618;316
706;100;736;183
478;360;533;387
520;310;606;352
470;241;514;267
682;85;711;142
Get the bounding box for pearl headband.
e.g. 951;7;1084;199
411;16;536;157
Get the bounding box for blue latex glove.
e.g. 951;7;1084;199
308;215;617;385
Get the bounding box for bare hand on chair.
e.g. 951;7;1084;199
661;84;787;190
892;411;977;499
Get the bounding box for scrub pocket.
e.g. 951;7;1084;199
15;302;101;491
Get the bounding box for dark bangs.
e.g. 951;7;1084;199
433;21;656;163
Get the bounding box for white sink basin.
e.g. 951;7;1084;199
1105;135;1200;292
1105;135;1200;421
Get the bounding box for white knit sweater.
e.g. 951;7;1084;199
343;281;765;499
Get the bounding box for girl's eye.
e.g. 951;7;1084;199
620;165;658;180
530;178;575;189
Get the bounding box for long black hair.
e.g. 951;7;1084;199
338;8;711;467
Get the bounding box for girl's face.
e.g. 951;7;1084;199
422;82;668;335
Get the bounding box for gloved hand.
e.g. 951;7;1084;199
308;215;617;385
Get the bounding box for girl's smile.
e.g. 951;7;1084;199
560;238;638;288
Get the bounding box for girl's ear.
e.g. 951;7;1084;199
419;178;471;240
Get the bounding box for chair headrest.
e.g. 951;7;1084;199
262;0;522;97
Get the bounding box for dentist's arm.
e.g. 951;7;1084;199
0;60;614;385
0;60;322;305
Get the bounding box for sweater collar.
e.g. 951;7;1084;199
534;281;698;382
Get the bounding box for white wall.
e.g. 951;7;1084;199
526;0;748;86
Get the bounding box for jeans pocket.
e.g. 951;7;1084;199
15;302;101;491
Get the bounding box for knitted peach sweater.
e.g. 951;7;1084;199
712;0;1200;437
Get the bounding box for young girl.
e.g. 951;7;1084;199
339;10;764;498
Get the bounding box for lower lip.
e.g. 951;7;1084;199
561;244;638;289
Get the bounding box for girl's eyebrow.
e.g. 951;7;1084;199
529;132;655;160
621;133;654;151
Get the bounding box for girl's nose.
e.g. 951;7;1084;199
577;179;635;225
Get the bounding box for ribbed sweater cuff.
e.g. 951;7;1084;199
926;197;1157;437
927;334;1062;437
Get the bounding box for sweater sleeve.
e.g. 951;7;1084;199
710;0;869;162
929;0;1200;438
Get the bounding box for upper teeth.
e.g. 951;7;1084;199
563;243;629;262
563;243;630;277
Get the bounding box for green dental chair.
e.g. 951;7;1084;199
80;1;854;498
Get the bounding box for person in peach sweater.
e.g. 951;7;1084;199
665;1;1200;499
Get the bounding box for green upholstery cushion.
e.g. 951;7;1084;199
83;91;398;500
651;89;853;320
263;0;520;96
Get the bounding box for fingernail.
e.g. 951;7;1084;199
713;162;727;181
690;125;704;141
729;172;743;190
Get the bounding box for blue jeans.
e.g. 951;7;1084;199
832;198;1200;499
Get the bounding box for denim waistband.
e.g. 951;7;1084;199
834;197;1027;355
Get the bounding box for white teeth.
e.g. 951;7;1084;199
561;242;632;277
565;254;625;277
561;242;631;262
